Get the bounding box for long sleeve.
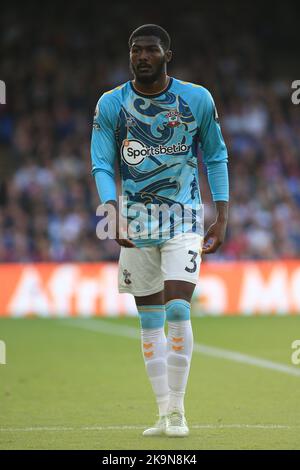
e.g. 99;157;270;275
91;94;118;203
199;89;229;202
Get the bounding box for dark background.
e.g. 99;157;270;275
0;1;299;262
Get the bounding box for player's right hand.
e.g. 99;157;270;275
106;200;136;248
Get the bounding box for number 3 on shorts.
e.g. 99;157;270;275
185;250;198;273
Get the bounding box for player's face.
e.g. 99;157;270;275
130;36;169;84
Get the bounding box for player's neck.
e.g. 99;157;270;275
132;75;170;96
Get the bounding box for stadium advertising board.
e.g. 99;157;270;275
0;261;299;316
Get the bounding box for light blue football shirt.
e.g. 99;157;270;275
91;77;229;245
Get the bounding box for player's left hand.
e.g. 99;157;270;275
202;219;227;254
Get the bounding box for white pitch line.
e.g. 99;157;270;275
193;344;300;377
0;424;293;433
61;318;300;378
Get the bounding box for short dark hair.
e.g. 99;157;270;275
128;24;171;51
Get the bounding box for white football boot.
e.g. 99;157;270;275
142;415;167;436
165;410;189;437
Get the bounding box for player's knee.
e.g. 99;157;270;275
137;307;165;329
165;299;190;322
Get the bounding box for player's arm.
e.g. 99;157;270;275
91;95;135;248
199;89;229;254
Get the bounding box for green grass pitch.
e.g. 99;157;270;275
1;315;300;450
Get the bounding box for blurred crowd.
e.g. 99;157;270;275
0;2;299;262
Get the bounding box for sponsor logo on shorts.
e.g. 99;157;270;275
121;139;188;166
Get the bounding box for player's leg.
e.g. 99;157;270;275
135;291;169;435
161;233;202;436
165;279;195;415
118;245;168;435
135;292;167;418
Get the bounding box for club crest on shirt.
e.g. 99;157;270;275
165;109;181;128
123;269;132;285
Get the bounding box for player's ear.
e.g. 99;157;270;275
165;49;172;63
